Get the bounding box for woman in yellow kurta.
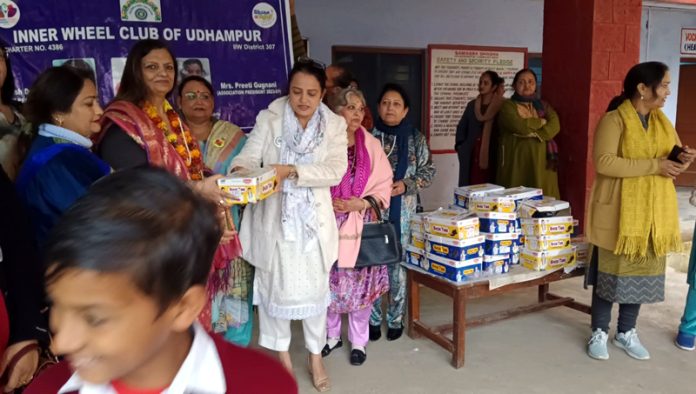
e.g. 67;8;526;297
496;68;560;198
585;61;694;361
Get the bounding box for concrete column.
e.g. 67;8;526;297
542;0;642;231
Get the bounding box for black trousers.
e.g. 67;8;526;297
591;286;641;333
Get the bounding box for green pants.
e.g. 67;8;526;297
680;285;696;336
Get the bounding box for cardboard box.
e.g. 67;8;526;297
509;251;520;265
520;246;577;271
518;198;571;219
426;253;482;282
478;211;519;234
524;234;572;252
495;187;543;209
483;254;511;275
425;234;485;261
410;231;426;250
423;210;480;240
410;213;426;234
483;232;520;255
520;216;574;236
454;183;505;209
571;236;590;266
217;168;276;205
405;245;427;270
469;194;517;213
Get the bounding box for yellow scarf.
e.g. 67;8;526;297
615;99;682;259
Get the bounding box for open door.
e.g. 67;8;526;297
676;59;696;186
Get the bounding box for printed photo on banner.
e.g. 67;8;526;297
178;58;211;82
120;0;162;23
110;57;127;95
52;58;97;84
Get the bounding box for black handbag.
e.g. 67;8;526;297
354;196;402;267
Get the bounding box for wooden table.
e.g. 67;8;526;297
405;264;590;368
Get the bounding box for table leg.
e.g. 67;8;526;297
538;284;549;303
407;270;421;338
451;288;466;368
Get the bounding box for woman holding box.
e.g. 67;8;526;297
177;75;254;347
370;83;435;341
586;61;694;361
95;39;237;337
496;68;560;198
231;58;347;392
321;87;393;366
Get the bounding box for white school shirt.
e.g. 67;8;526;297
58;323;226;394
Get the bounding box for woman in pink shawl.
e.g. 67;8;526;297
322;87;393;366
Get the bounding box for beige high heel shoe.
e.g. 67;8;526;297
307;354;331;392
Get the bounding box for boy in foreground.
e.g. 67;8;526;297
26;168;297;394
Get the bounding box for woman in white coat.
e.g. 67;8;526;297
231;58;347;392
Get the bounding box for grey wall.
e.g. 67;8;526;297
296;0;544;64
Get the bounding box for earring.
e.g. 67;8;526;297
54;117;63;126
640;95;644;100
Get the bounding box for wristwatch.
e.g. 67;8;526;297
287;165;298;180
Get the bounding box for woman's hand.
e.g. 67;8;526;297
270;165;295;192
333;197;367;213
191;174;234;205
219;208;237;242
659;158;683;179
0;340;39;392
391;181;406;196
678;146;696;165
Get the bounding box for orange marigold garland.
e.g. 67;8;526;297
143;100;204;180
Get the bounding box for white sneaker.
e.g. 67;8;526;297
613;329;650;360
587;328;609;360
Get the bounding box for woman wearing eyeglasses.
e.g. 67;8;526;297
231;57;347;392
177;75;254;348
96;39;239;333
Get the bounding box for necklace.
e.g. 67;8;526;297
143;100;204;180
381;134;397;157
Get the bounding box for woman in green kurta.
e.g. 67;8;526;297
178;75;253;346
586;62;693;361
496;68;560;198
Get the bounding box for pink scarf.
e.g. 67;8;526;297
334;128;394;268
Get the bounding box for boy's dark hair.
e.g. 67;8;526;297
45;167;222;311
116;39;177;105
378;82;411;109
606;61;669;112
24;66;95;129
178;75;214;98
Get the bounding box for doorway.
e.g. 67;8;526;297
675;58;696;186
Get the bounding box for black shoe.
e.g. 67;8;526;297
321;339;343;357
386;326;403;341
369;324;381;341
350;349;367;366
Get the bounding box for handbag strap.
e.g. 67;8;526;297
0;342;40;387
364;195;383;222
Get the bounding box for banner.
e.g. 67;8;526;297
427;44;526;153
0;0;293;129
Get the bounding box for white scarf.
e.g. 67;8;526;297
38;123;93;148
280;101;327;251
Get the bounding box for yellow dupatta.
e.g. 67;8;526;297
615;99;682;259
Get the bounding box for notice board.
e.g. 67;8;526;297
427;44;527;153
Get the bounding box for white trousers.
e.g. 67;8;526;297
257;303;327;354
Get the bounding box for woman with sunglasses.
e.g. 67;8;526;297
177;75;254;348
231;57;347;392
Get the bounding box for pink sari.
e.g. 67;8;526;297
328;128;394;314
